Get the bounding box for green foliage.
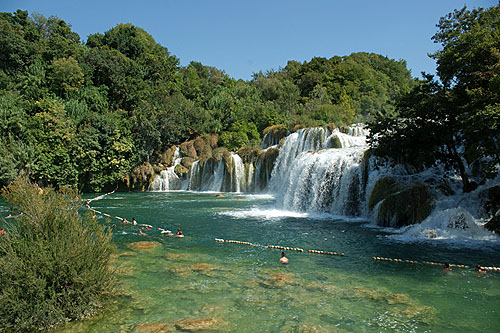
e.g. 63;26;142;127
0;8;415;190
0;177;115;330
48;56;84;95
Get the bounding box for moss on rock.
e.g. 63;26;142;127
377;184;433;228
125;162;156;191
180;141;197;159
174;164;189;178
368;177;400;211
485;215;500;234
328;135;342;149
180;157;195;169
237;146;262;164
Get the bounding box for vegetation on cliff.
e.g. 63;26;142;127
0;9;413;191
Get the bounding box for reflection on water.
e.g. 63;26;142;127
57;192;500;332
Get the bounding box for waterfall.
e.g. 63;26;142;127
268;126;368;216
149;148;183;191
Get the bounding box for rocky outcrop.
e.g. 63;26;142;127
123;162;157;191
261;124;288;148
375;184;433;228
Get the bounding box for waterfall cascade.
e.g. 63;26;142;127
148;124;499;242
149;148;183;191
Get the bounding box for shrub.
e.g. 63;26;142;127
0;177;115;331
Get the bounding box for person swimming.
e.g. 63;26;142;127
443;263;452;273
475;265;486;275
279;252;289;265
176;228;184;238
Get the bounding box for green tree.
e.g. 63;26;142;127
48;56;84;95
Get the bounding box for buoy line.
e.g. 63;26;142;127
214;237;500;272
84;191;161;235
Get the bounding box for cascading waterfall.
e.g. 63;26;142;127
149;148;183;191
268;125;369;215
147;124;499;242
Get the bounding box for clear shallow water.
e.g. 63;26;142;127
52;192;500;332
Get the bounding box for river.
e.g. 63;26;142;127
55;191;500;332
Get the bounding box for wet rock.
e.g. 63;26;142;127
376;184;433;228
173;317;223;331
180;141;198;159
328;135;342;149
169;263;219;276
485;215;500;234
128;241;161;252
180;157;196;169
134;322;170;333
174;164;189;178
116;251;137;257
368;177;399;210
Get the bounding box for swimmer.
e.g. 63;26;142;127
279;252;289;265
176;228;184;238
139;230;146;235
443;263;452;273
132;218;137;226
0;229;6;235
475;265;486;275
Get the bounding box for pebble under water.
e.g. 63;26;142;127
55;191;500;332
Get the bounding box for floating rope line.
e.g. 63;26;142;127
268;245;304;252
85;190;160;235
307;249;345;256
215;237;500;272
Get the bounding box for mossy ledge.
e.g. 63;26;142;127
376;184;434;228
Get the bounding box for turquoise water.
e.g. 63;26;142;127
48;191;500;332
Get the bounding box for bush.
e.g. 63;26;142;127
0;177;115;331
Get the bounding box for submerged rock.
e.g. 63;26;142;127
259;272;299;289
173;317;223;331
169;263;220;276
134;322;170;332
128;241;161;252
165;252;189;260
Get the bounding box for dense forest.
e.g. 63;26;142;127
0;9;414;191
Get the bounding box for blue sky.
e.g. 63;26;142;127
2;0;497;80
